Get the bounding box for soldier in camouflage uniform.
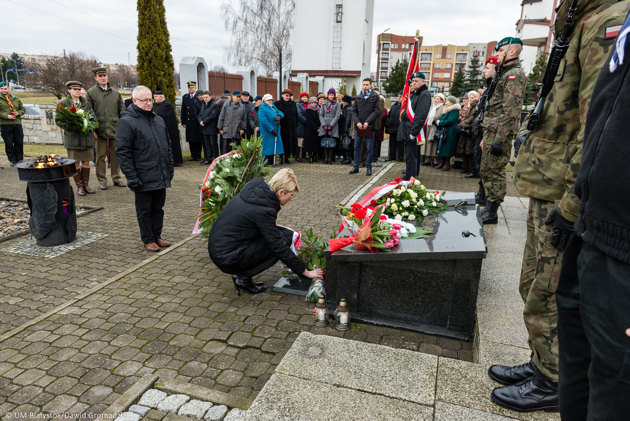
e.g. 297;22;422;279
479;38;527;224
488;0;630;413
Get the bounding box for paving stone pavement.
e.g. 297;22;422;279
0;152;496;415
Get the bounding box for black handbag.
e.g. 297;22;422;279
320;136;337;148
341;135;352;150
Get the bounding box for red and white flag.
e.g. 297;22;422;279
399;36;428;145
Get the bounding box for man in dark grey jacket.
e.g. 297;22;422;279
198;91;220;164
350;78;380;176
218;90;246;154
116;86;174;252
398;72;431;180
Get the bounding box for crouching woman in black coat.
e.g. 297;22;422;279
208;169;323;295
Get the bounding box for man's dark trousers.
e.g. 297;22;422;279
403;141;419;181
202;134;218;161
1;124;24;164
353;135;374;171
557;236;630;420
134;189;166;244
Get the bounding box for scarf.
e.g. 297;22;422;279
3;94;16;113
309;103;320;112
324;99;336;113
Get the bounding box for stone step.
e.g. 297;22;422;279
244;332;559;421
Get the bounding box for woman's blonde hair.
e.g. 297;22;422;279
268;168;300;193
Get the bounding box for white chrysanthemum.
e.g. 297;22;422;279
215;185;222;194
422;209;428;217
204;181;211;188
418;199;424;206
420;185;426;190
77;109;85;115
395;214;402;221
402;212;409;216
209;172;215;179
409;191;418;199
408;214;416;221
400;227;408;237
402;200;410;208
400;186;406;192
414;180;420;186
391;203;398;211
432;201;437;207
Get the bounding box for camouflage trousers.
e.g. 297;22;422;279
480;133;509;203
519;197;562;382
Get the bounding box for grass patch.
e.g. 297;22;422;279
14;92;58;105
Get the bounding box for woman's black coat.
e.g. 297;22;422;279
303;108;321;153
208;177;306;275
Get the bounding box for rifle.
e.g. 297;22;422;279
527;0;579;131
472;39;512;135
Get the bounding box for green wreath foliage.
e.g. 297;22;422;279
198;137;268;239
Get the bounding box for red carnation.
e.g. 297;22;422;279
354;208;367;219
350;203;362;211
69;105;77;113
435;190;440;195
370;199;377;206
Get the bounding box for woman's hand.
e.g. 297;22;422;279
303;268;324;279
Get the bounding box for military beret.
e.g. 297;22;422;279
411;71;426;80
92;67;107;75
186;81;197;87
241;91;250;96
65;81;83;88
494;37;523;51
153;89;163;95
0;81;6;87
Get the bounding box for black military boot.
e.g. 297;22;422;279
488;360;535;385
482;201;500;224
475;183;486;205
491;368;558;412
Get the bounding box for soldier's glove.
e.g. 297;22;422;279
544;207;574;252
128;179;143;192
514;131;529;158
490;142;504;156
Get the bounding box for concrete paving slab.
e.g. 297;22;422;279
477;341;531;367
276;332;437;406
436;357;559;421
435;401;519;420
244;373;433;421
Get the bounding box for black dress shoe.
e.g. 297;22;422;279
491;373;558;412
348;168;358;174
233;275;263;288
488;360;535;385
233;275;266;296
366;168;372;176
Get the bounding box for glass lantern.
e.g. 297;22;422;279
314;295;329;327
334;298;350;330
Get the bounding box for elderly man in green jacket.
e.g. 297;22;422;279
86;67;126;189
0;81;26;167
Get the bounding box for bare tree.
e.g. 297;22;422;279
221;0;294;97
35;52;99;99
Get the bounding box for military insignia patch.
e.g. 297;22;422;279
508;76;516;80
605;25;622;39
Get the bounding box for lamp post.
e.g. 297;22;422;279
377;27;391;90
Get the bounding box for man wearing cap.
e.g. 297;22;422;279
274;89;298;164
218;90;246;153
240;91;256;139
350;78;381;176
479;38;526;224
398;72;431;181
56;81;96;196
86;67;126;189
180;81;202;161
0;81;25;167
153;89;183;167
487;1;630;414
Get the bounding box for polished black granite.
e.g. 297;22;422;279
324;192;487;340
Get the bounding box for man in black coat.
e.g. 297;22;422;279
198;91;220;164
240;91;256;139
152;89;183;166
386;91;403;162
180;81;202;161
274;88;298;164
116;86;174;252
208;169;323;295
350;78;381;176
398;72;431;181
556;18;630;419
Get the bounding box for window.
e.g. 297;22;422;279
382;42;390;50
380;51;389;58
335;4;343;23
380;71;388;78
456;53;468;62
445;63;452;68
432;81;439;88
443;73;451;78
436;53;442;59
446;53;452;59
420;53;431;61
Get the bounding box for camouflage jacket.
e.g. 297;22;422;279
514;0;630;221
482;59;527;143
